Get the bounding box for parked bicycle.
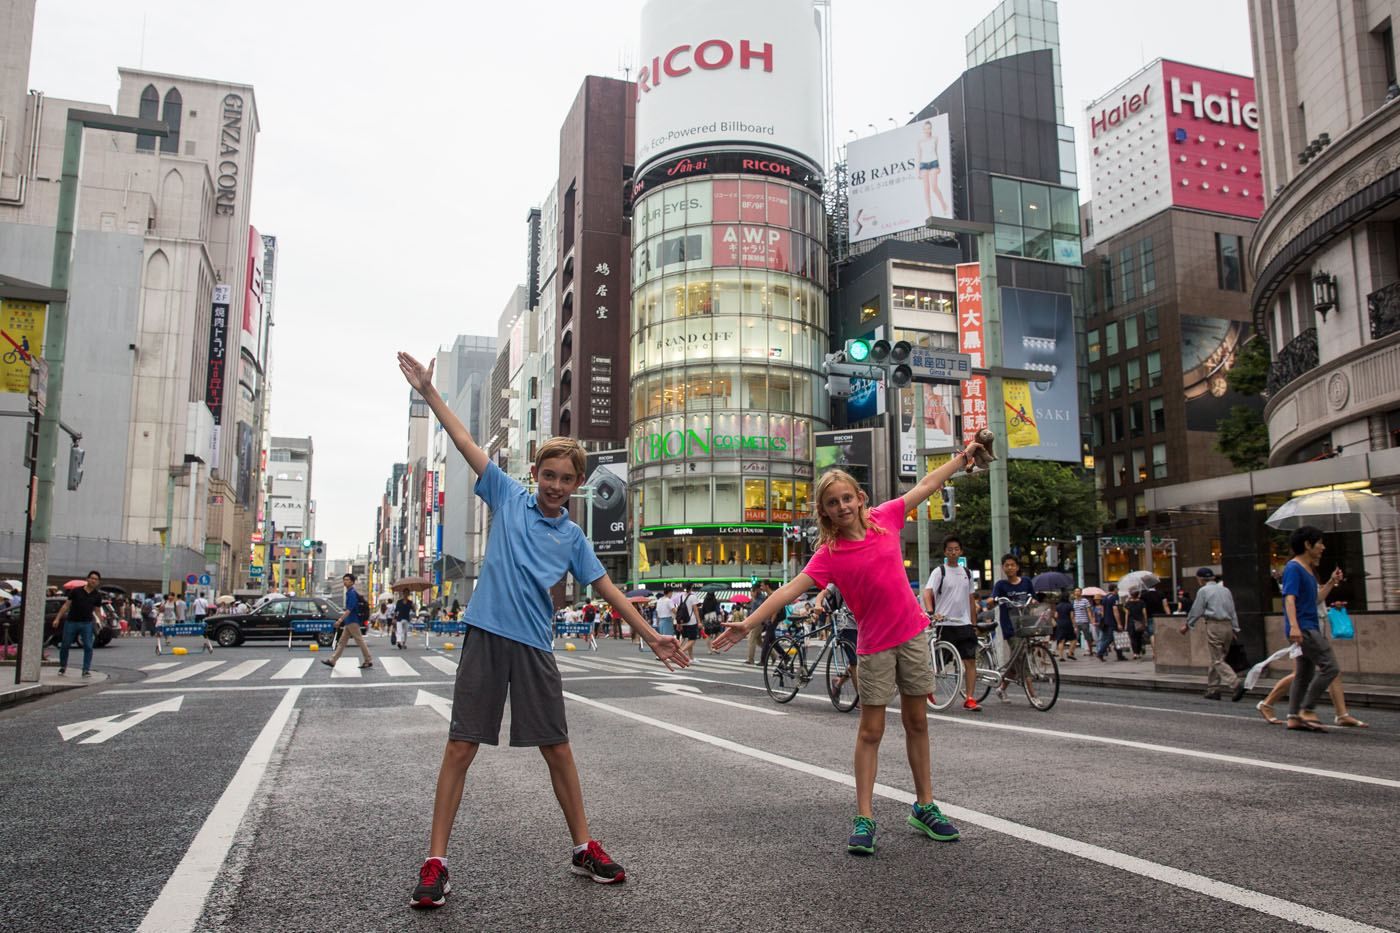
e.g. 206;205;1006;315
762;606;859;712
928;595;1059;711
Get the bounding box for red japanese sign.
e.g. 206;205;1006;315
955;263;988;445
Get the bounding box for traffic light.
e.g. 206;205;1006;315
844;338;872;362
67;444;84;491
302;538;314;549
939;486;956;522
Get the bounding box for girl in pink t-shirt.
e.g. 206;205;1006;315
712;438;983;855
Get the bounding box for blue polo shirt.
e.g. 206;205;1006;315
1281;559;1320;634
465;461;606;652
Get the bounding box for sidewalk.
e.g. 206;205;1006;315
0;666;110;709
1057;657;1400;710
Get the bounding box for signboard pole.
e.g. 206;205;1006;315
915;383;931;589
980;233;1011;571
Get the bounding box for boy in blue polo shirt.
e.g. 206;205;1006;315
397;352;688;911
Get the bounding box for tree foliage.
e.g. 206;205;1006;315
1215;335;1271;471
932;460;1100;565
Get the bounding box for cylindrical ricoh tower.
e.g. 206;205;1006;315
629;0;829;586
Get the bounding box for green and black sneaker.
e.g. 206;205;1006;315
908;801;960;841
847;815;876;855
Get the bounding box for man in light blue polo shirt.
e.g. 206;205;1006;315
396;352;688;911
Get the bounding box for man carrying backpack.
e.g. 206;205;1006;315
324;574;374;669
922;536;980;711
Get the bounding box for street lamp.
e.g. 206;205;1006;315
15;109;167;685
1312;271;1338;321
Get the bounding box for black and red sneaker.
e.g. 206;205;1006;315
570;840;626;884
409;858;450;909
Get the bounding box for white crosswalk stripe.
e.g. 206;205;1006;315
141;662;180;671
331;658;362;678
378;656;418;677
144;661;224;683
422;656;459;676
209;660;269;681
272;658;315;680
554;660;591;673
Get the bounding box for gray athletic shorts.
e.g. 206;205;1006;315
449;626;568;747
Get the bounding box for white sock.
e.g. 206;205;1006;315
572;842;589;855
426;856;447;868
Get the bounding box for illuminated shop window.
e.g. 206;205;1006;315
745;478;768;522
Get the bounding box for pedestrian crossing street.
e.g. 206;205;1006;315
134;647;766;685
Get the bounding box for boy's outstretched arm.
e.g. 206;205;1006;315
398;351;489;476
711;574;815;652
592;574;690;670
901;440;982;512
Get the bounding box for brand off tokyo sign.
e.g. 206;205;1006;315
635;0;824;170
1087;59;1262;242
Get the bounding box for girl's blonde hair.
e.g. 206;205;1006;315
812;469;887;550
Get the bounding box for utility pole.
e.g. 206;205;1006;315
17;110;166;684
914;382;931;588
978;231;1010;568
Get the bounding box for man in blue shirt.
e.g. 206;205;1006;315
397;351;687;911
1281;525;1345;731
325;574;373;669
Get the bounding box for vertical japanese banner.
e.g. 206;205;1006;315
0;299;47;393
955;263;987;444
207;284;231;463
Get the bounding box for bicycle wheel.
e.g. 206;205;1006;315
1021;642;1060;711
763;635;802;703
825;640;859;712
973;642;997;702
927;639;963;711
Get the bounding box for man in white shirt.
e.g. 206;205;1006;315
678;585;705;661
174;596;187;623
193;594;209;625
922;536;982;712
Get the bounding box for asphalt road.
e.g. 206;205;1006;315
2;632;1396;933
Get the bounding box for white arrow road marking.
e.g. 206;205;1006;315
58;695;185;744
415;689;453;722
650;682;786;716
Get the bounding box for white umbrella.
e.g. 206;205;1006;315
1266;489;1400;533
1118;571;1160;594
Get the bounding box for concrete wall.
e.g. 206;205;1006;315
0;224;142;544
1156;612;1400;686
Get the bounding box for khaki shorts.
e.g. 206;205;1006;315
858;628;935;707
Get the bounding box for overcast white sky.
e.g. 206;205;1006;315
28;0;1253;560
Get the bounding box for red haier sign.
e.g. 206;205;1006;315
1163;61;1262;220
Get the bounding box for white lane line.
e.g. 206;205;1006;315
141;662;179;671
208;660;268;682
422;655;458;676
656;672;1400;790
136;687;301;933
554;661;591;673
378;656;418;677
652;682;786;715
1059;697;1256;721
105;680;456;695
271;659;314;680
331;658;362;678
552;655;639;673
564;691;1392;933
144;661;225;683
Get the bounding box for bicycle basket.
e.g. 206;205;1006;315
1012;603;1053;637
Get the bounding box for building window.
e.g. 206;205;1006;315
1109;408;1125;442
890;287;954;314
1134;494;1147;517
1126;358;1142;393
1146;350;1162;388
991;175;1081;265
1149;397;1165;433
1091;412;1104;447
1087;328;1101;363
1129;401;1144;438
1090;371;1103;405
1118;246;1137;303
1132;448;1147;483
1101;257;1115;310
860;297;880;323
1123;314;1139;351
743;478;767;522
136;84;159;152
1108;366;1122;399
526;409;537;431
1216;234;1245;291
1140;237;1156;295
1104;321;1119;356
1152;442;1167;480
1114;498;1129;521
1143;306;1159;342
1112;453;1126;488
160;88;182;154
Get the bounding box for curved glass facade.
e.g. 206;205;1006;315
629;171;829;582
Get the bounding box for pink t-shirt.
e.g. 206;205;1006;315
801;498;928;655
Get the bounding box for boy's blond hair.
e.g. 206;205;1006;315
534;436;587;478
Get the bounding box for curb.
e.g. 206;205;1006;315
0;680;86;709
1059;670;1400;711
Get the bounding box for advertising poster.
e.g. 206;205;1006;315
1003;380;1041;448
235;422;255;508
815;429;875;501
999;287;1079;462
712;224;790;271
845;377;882;422
899;384;958;477
0;299;46;394
847;114;954;244
585;450;629;554
1180;316;1260;431
955;263;988;446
